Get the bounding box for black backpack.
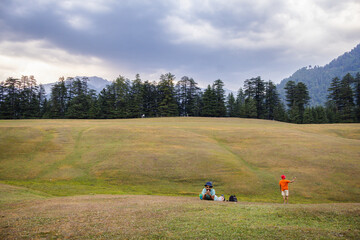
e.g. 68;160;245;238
229;195;238;202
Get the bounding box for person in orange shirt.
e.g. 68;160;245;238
279;175;296;204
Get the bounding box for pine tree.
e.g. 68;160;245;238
284;80;296;109
142;80;159;117
245;98;257;118
113;76;131;118
3;77;20;118
158;73;178;117
176;76;201;116
226;92;236;117
188;78;202;116
98;86;115;119
327;77;341;122
273;102;287;122
315;106;328;123
325;102;340;123
234;88;246;117
38;84;47;118
254;77;265;118
87;89;99;119
354;72;360;122
264;80;280;120
339;73;355;122
0;81;5;118
27;76;41;118
128;74;144;118
285;81;310;123
192;91;203;117
201;85;216;117
295;82;310;122
327;77;341;111
244;77;265;118
288;104;301;123
49;77;68;118
302;107;313;124
66;78;91;118
212;79;226;117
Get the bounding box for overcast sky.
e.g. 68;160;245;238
1;0;359;90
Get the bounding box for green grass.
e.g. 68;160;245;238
0;183;49;206
0;188;359;239
1;118;359;239
0;118;359;203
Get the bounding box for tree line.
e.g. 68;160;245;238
1;72;359;123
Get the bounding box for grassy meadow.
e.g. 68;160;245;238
1;118;360;239
1;186;359;239
0;117;359;203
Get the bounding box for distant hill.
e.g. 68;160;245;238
42;76;111;97
277;43;360;106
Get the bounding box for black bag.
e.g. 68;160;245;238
229;195;238;202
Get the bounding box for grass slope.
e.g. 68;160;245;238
0;118;359;203
0;186;359;239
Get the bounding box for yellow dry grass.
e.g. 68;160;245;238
0;118;359;202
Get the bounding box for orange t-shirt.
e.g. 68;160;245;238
279;179;291;191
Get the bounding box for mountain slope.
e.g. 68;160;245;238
277;43;360;106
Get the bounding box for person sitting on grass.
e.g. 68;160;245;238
199;181;225;201
279;175;296;204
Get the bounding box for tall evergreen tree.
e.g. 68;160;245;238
49;77;68;118
3;77;20;118
176;76;201;116
302;107;314;124
253;77;265;118
87;89;99;119
295;82;310;120
314;106;328;123
158;73;178;117
338;73;355;122
142;80;159;117
288;104;301;123
113;75;131;118
128;74;144;118
273;102;287;122
38;84;47;117
244;98;257;118
234;88;246;117
66;77;92;118
354;72;360;121
244;77;266;118
0;81;5;118
244;78;255;99
264;80;280;120
212;79;226;117
201;85;216;117
226;92;236;117
98;86;115;118
327;77;341;111
284;80;296;109
327;77;342;122
285;81;310;123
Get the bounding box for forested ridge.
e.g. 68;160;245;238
278;43;360;106
1;71;360;123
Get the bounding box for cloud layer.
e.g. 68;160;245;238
1;0;359;89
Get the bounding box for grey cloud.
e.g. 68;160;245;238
1;0;359;88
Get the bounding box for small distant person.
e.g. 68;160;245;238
199;181;225;201
279;175;296;204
